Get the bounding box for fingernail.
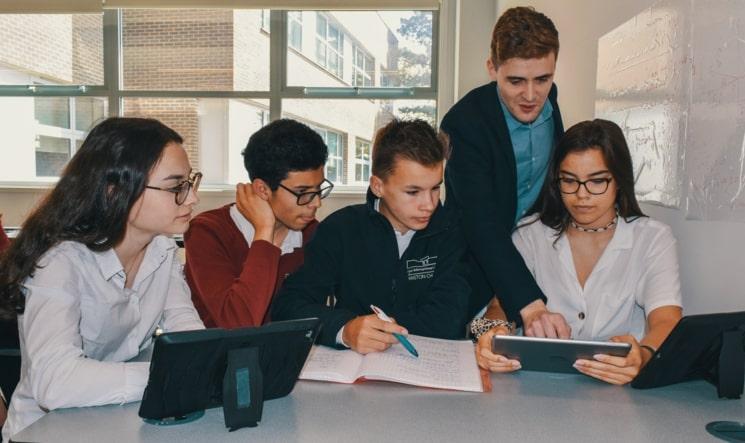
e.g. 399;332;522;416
593;354;603;361
513;363;522;369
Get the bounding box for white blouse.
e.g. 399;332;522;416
3;236;204;440
512;215;682;341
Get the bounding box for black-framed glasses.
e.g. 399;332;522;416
557;177;613;195
278;179;334;206
145;171;202;205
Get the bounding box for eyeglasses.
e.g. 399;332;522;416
278;179;334;206
557;177;612;195
145;171;202;205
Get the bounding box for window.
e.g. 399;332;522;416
288;11;303;51
353;47;375;87
260;9;270;32
34;96;107;177
315;14;344;79
309;125;344;184
1;9;438;189
354;138;371;183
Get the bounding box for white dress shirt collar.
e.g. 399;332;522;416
374;198;416;258
229;204;303;255
92;235;176;286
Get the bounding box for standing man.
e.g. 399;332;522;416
441;7;570;338
184;119;331;328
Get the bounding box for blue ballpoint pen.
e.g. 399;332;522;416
370;304;419;358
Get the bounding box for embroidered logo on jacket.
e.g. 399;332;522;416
406;256;437;281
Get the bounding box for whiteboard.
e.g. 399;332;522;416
595;0;745;221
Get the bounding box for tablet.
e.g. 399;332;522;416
492;335;631;374
138;318;321;429
631;311;745;398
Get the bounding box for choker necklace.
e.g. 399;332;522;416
570;213;618;233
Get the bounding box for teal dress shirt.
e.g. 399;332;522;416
497;88;555;224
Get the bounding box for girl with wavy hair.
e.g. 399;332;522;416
1;117;205;439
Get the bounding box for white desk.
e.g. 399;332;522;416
11;371;745;443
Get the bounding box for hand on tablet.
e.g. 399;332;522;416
475;326;521;373
342;314;407;355
520;300;571;339
573;335;643;385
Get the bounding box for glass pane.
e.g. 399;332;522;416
123;97;269;185
283;98;435;185
0;97;109;182
0;14;104;86
289;22;302;50
35;97;70;128
36;136;71;177
75;97;108;131
288;11;434;88
315;40;327;68
316;14;327;38
260;9;270;31
121;9;269;91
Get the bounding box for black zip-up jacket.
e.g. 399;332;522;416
271;190;470;348
441;81;564;323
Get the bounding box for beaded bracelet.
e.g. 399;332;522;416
469;317;514;340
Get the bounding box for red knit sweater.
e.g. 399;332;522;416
184;204;317;329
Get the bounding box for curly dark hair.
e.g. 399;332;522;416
491;6;559;66
524;119;645;239
242;119;328;190
372;119;449;179
0;117;183;320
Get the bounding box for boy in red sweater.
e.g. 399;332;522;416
184;119;331;328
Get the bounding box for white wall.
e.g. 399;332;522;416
495;0;745;315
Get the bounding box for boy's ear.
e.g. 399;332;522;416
370;175;384;198
252;179;272;201
486;58;498;81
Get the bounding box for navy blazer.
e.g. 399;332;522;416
441;81;564;323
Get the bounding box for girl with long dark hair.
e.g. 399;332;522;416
1;117;204;439
471;119;683;385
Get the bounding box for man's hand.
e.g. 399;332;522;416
342;314;408;354
236;182;276;243
475;325;521;373
520;299;571;339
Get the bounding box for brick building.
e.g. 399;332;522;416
0;9;420;187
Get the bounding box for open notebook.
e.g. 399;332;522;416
299;335;483;392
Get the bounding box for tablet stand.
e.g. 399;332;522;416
705;330;745;441
222;346;264;431
704;329;744;399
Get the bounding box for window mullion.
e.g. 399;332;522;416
103;9;121;116
270;9;288;121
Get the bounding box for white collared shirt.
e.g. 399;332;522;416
3;236;204;440
229;204;302;255
374;198;415;258
512;215;682;341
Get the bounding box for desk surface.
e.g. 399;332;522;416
12;371;745;443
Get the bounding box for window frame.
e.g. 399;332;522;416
353;137;372;184
352;46;375;87
0;8;441;192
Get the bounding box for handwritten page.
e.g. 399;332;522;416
299;335;483;392
300;346;363;383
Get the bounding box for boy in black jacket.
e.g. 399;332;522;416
272;119;469;354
